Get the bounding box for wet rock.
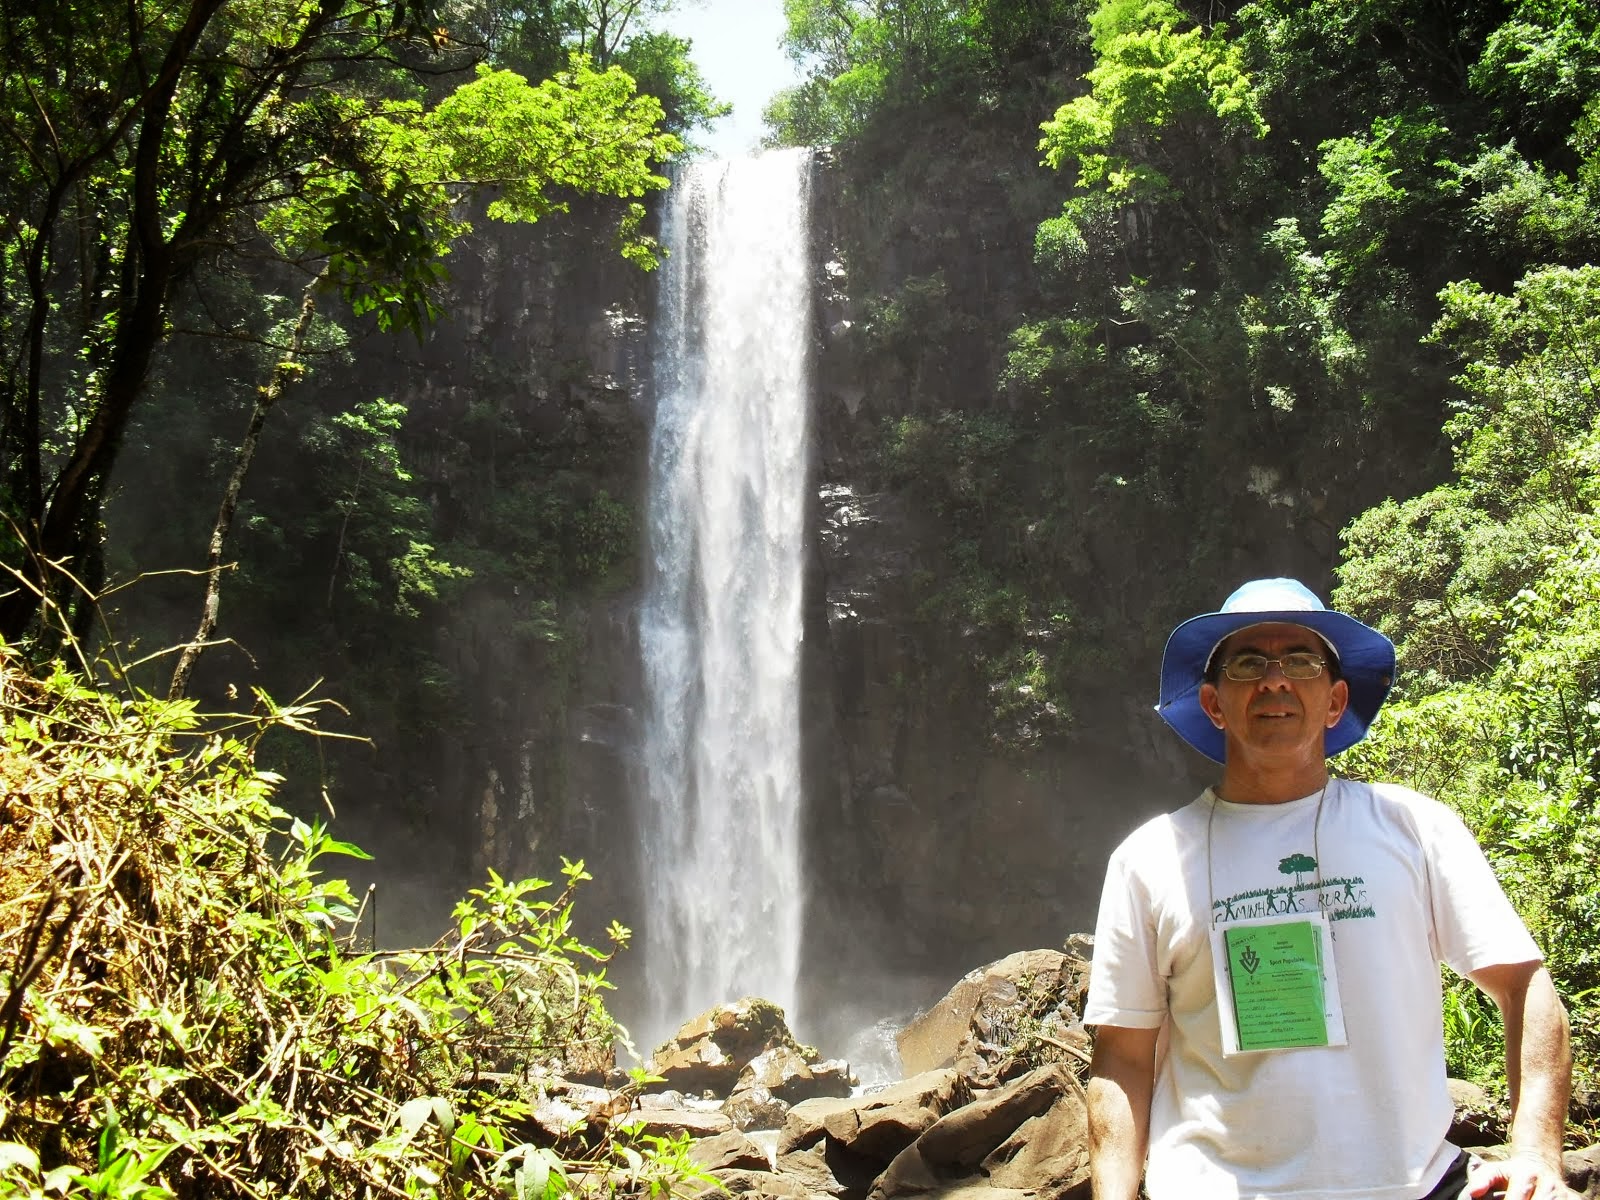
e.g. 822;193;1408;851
722;1085;792;1132
896;949;1089;1083
653;998;804;1098
778;1070;969;1164
736;1046;857;1104
688;1131;774;1174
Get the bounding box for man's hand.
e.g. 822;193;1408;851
1088;1024;1159;1200
1464;962;1574;1200
1461;1151;1574;1199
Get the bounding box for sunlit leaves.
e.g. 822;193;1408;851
1435;265;1600;507
1316;114;1449;284
1039;0;1266;197
428;60;677;217
1334;260;1600;1083
0;0;685;635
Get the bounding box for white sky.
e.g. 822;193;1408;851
658;0;803;159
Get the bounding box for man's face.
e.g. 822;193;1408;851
1198;622;1350;770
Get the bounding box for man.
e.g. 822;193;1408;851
1085;578;1573;1200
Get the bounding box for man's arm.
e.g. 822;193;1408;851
1464;960;1572;1199
1088;1024;1159;1200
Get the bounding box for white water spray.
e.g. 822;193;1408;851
637;150;813;1045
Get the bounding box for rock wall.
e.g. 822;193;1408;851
111;119;1443;1047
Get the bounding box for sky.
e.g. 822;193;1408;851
657;0;803;159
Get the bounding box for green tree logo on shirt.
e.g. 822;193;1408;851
1279;853;1318;885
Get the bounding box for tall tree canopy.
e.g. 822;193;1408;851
0;0;683;640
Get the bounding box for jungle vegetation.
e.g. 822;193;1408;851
770;0;1600;1093
4;0;1600;1185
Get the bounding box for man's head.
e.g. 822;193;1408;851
1156;578;1395;765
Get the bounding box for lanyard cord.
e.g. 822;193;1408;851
1206;778;1331;928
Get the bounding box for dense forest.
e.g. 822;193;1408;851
3;0;1600;1192
765;0;1600;1079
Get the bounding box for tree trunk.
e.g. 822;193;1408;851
168;281;321;700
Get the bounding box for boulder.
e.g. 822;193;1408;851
614;1109;735;1138
896;950;1089;1082
723;1085;792;1132
688;1131;774;1174
1565;1144;1600;1200
778;1070;970;1164
653;998;805;1097
979;1089;1090;1199
870;1064;1088;1200
1445;1077;1506;1147
639;1090;691;1110
694;1170;813;1200
773;1141;882;1200
529;1093;592;1143
737;1046;857;1104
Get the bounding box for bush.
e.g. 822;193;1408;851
0;643;695;1199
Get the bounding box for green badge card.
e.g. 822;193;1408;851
1210;914;1348;1055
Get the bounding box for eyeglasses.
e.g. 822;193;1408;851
1220;652;1327;681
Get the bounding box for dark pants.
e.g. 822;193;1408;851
1419;1150;1470;1200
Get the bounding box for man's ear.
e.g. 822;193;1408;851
1199;681;1226;730
1325;678;1350;729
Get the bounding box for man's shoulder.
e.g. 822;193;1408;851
1340;777;1451;816
1108;792;1210;861
1338;777;1470;839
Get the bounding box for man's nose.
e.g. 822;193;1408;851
1257;662;1295;688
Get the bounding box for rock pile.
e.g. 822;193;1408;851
489;948;1600;1200
631;951;1096;1200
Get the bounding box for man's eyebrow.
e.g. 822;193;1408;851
1226;641;1322;656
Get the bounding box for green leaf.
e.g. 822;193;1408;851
396;1096;436;1137
0;1142;40;1176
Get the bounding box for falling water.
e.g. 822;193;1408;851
637;150;813;1046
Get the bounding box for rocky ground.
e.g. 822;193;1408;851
504;949;1600;1200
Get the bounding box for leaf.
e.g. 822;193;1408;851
429;1096;455;1139
396;1096;436;1137
0;1142;40;1176
318;836;374;860
518;1154;549;1200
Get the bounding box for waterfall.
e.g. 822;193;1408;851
637;149;813;1047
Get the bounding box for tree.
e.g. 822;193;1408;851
765;0;1060;146
1278;853;1317;884
0;0;680;642
1038;0;1266;203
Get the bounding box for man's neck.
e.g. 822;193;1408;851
1215;763;1331;805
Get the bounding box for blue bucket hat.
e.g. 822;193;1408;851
1156;578;1396;764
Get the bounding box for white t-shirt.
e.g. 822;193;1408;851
1084;779;1541;1200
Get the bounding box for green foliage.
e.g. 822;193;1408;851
766;0;1083;146
1039;0;1266;198
1316;114;1450;285
0;0;683;639
612;31;732;145
1442;145;1600;263
878;412;1076;750
263;57;679;329
0;643;696;1198
1469;1;1600;145
305;398;472;620
1335;261;1600;1093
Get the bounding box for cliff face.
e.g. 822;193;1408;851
109;109;1443;1042
790;96;1446;1037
